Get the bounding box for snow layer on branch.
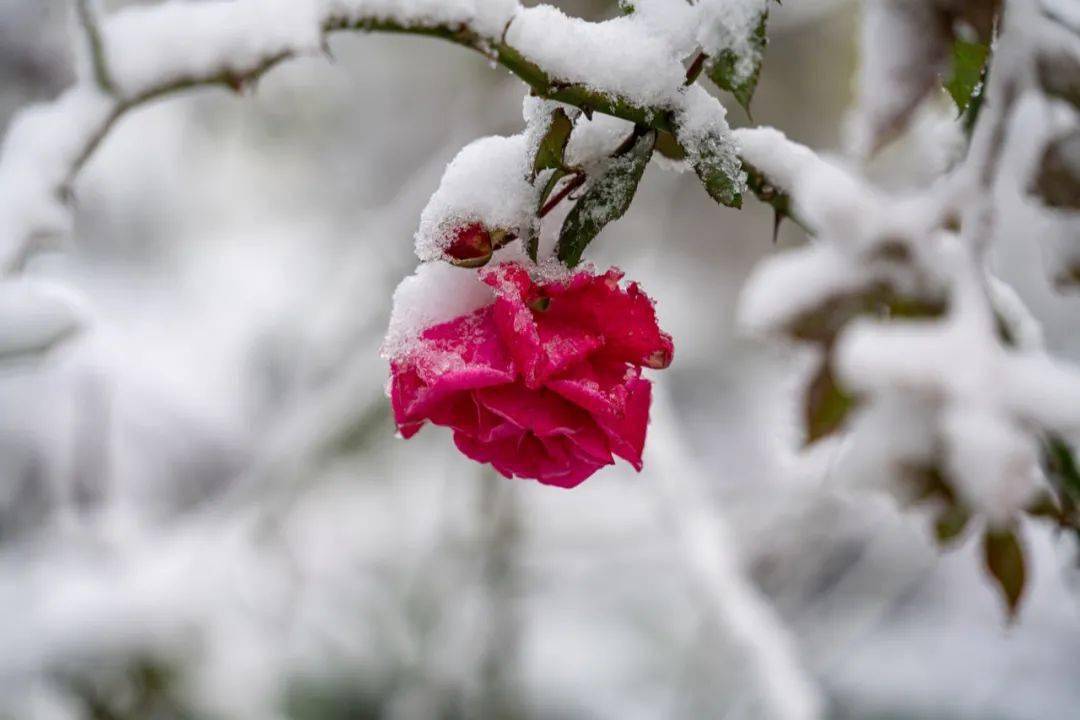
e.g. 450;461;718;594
733;126;880;240
506;6;687;107
102;0;323;97
732;127;826;196
382;262;493;361
696;0;770;83
414;134;539;262
834;249;1080;521
738;243;864;334
0;88;114;270
623;0;700;56
320;0;519;38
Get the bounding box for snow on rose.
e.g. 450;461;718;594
387;261;672;487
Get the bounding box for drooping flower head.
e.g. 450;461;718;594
388;261;673;488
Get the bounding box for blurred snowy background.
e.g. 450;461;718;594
1;1;1079;719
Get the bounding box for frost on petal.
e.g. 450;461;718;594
545;269;673;369
390;309;514;431
594;376;651;471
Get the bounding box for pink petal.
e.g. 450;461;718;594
476;385;591;438
546;359;639;419
392;308;514;430
594;376;652;471
543;268;673;369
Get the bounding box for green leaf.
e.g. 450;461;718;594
654;130;687;161
706;10;768;117
531;107;574;179
982;526;1027;619
555;130;655;267
524;227;540;263
934;504;971;546
804;358;855;444
944;40;989;114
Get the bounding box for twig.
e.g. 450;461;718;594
538;172;585;217
75;0;114;94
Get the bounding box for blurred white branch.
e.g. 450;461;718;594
650;384;823;720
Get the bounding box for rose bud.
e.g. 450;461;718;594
443;223;493;267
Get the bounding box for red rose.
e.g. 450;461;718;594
389;262;673;488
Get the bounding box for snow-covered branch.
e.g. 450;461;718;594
0;0;800;275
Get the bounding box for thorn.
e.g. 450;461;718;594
321;39;336;62
772;209;783;243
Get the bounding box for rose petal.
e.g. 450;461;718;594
544;268;673;369
476;384;592;438
594;376;651;471
546;359;639;418
392;308;515;431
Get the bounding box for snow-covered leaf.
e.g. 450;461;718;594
982;526;1027;619
556;130;655;267
706;9;768;117
675;87;744;207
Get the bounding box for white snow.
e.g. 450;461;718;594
696;0;769;84
103;0;323;98
506;5;687;108
0;87;115;271
414;134;540;262
381;261;494;361
320;0;519;39
0;279;86;359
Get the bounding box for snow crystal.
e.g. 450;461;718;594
320;0;519;39
414;134;540;262
103;0;323;98
382;261;493;361
506;5;686;108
